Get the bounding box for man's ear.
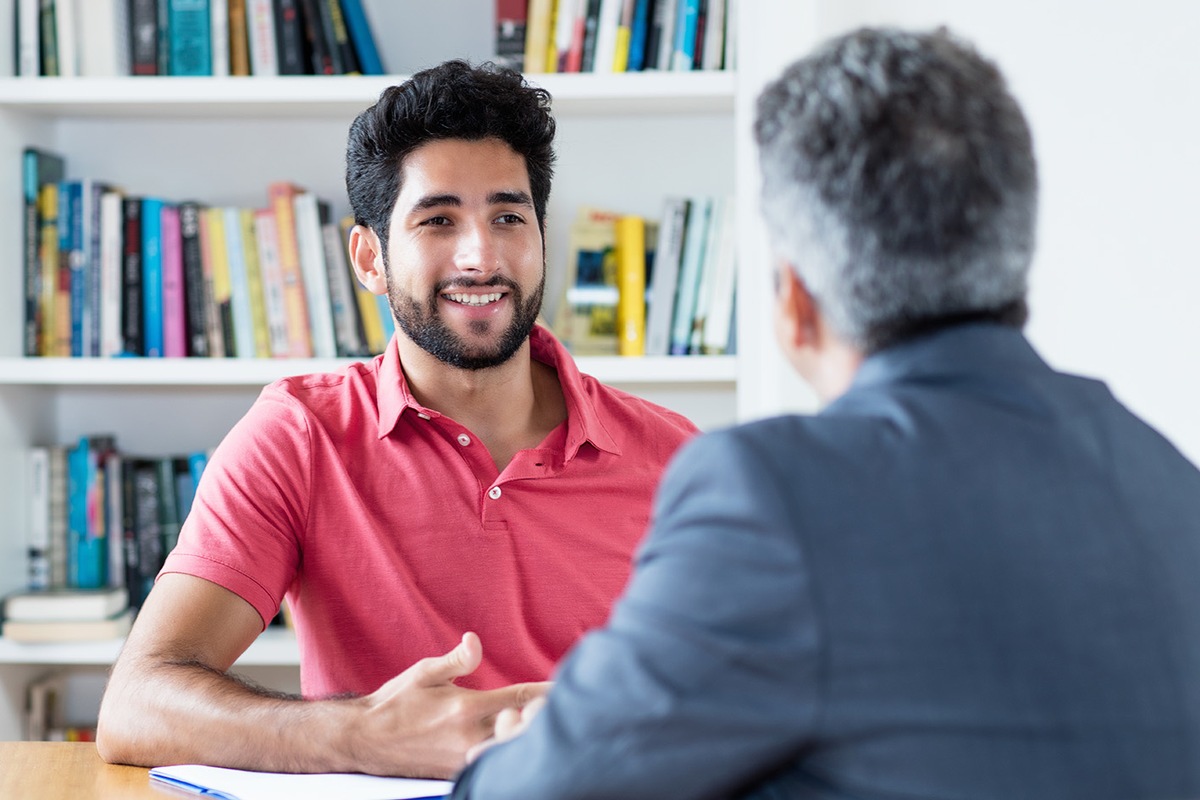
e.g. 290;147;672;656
348;225;387;296
775;263;821;350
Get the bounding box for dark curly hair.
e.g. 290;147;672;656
345;59;557;262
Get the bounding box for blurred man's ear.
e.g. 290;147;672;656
774;263;820;353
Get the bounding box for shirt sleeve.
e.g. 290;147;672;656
158;385;313;628
451;429;823;799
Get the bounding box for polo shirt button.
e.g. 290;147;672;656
488;486;502;500
457;433;471;446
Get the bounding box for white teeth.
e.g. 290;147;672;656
446;292;503;306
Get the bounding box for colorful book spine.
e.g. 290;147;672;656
141;197;166;357
339;0;384;74
120;197;145;356
178;201;211;357
644;196;688;356
160;204;188;357
238;208;272;357
253;207;292;357
268;181;313;357
292;192;338;358
169;0;213;75
614;215;647;355
23;148;66;356
222;206;257;358
669;195;711;355
671;0;700;71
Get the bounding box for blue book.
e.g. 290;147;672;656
169;0;212;75
67;435;116;589
187;450;209;495
375;293;395;341
141;197;166;357
59;180;93;359
339;0;385;74
671;0;699;71
627;0;653;71
668;196;711;355
223;207;257;358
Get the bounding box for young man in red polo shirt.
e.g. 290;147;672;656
96;60;696;779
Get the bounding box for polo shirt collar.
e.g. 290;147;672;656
374;326;621;459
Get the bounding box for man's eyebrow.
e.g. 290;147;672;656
489;190;534;207
409;193;461;212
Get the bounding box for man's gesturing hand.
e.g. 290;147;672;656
353;632;550;779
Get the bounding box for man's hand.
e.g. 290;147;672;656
354;632;550;779
464;694;548;765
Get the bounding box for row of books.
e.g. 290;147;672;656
553;195;736;357
22;436;210;616
498;0;735;75
23;148;394;360
15;0;384;78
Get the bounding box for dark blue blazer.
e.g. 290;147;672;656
454;324;1200;799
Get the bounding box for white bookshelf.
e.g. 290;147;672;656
0;0;814;740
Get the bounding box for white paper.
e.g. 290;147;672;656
148;763;452;800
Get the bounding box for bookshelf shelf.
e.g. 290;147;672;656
0;71;735;118
0;627;300;667
0;355;736;387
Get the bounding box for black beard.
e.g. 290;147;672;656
387;271;545;371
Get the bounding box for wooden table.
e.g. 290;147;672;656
0;741;164;799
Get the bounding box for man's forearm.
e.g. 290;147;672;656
96;655;363;774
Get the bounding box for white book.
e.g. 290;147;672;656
246;0;278;76
106;452;125;591
54;0;80;77
78;0;123;76
688;195;725;353
553;0;581;72
253;209;292;358
99;188;125;358
591;0;624;72
654;0;678;71
16;0;40;77
4;586;129;622
700;197;738;354
644;196;689;356
210;0;230;77
722;0;737;71
26;447;51;591
2;608;134;642
292;193;337;359
701;0;725;71
223;206;258;358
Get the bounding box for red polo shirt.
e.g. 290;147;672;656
160;326;696;697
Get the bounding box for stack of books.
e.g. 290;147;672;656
1;586;133;643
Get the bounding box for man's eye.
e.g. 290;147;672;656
422;216;452;226
496;213;524;224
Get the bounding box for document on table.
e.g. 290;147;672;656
148;764;453;799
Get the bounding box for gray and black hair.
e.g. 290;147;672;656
754;27;1038;353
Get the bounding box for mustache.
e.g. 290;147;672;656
433;275;521;293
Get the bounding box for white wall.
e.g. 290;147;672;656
792;2;1200;463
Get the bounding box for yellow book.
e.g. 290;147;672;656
613;0;637;72
239;208;272;357
37;183;60;356
614;214;646;356
202;207;234;355
524;0;554;73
